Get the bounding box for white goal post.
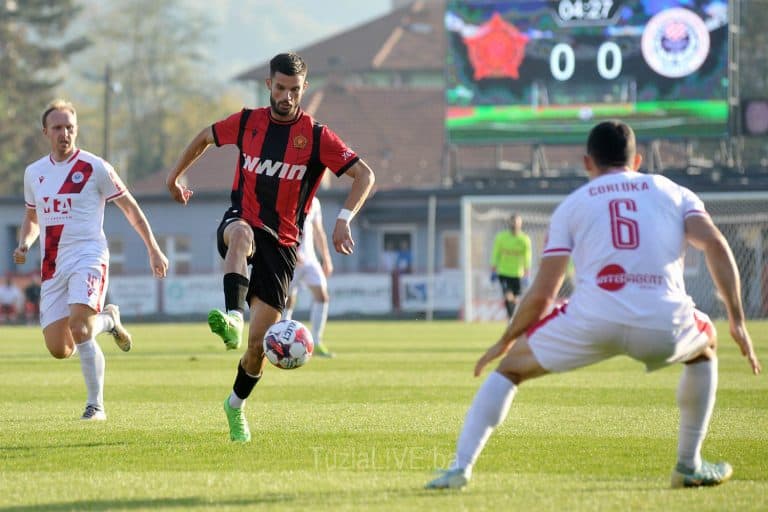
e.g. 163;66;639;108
461;192;768;322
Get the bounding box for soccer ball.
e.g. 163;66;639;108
263;319;314;370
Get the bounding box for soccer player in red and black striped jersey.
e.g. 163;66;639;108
166;53;375;442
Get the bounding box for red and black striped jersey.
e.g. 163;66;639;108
212;107;359;246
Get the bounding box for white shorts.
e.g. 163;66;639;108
289;259;326;294
528;303;715;372
40;259;109;328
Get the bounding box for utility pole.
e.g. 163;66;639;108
103;63;112;162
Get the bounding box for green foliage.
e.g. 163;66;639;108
0;0;88;196
92;0;227;184
0;320;766;511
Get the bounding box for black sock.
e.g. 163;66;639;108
232;361;261;400
505;300;516;318
224;273;249;314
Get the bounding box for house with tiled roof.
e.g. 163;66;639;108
132;0;449;197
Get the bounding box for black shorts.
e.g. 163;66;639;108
498;276;522;296
216;212;297;311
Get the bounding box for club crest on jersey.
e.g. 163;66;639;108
293;134;308;149
241;154;307;180
72;171;85;184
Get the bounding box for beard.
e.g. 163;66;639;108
270;95;297;118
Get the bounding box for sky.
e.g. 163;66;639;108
188;0;392;80
69;0;393;106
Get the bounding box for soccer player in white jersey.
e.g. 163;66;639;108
426;121;761;490
13;100;168;421
283;197;335;357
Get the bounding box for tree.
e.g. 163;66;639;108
90;0;233;184
0;0;88;195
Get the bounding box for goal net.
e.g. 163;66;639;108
461;192;768;322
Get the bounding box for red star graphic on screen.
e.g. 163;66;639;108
463;12;529;80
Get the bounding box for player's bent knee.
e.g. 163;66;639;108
687;331;719;363
496;340;548;385
686;344;717;365
46;342;71;359
227;223;253;250
45;332;76;359
67;318;90;342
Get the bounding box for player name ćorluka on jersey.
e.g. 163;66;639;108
542;170;708;330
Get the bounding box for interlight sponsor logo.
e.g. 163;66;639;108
596;264;664;291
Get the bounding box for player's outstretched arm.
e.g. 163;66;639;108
685;215;761;375
166;126;215;205
474;255;568;377
13;208;40;265
332;159;375;255
113;193;169;279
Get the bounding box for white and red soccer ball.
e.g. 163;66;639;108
263;319;314;369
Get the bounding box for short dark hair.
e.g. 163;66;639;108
586;120;636;169
270;52;308;77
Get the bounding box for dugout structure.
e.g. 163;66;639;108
461;192;768;322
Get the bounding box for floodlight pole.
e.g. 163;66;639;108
727;0;743;172
103;64;113;163
426;195;436;321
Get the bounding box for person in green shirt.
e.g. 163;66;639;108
490;214;531;319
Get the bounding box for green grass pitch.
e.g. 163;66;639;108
1;320;766;511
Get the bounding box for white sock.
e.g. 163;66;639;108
229;391;245;409
310;300;328;343
92;312;115;336
453;371;517;475
227;310;243;321
77;339;105;408
677;357;718;471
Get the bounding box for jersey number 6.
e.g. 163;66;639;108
609;198;639;250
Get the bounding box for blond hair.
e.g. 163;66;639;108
41;99;77;128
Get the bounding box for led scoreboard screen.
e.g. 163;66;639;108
445;0;729;144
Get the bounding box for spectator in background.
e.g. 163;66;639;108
24;275;41;325
490;214;532;319
0;276;23;323
396;239;413;274
380;240;398;273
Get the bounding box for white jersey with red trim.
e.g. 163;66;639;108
23;149;127;281
543;170;707;330
297;197;321;263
